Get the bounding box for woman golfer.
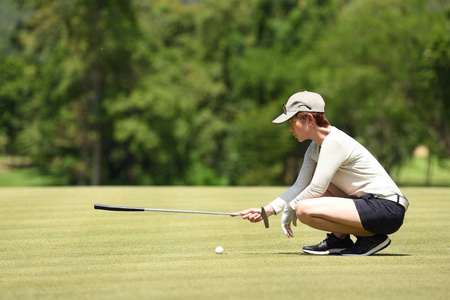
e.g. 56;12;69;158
238;91;408;256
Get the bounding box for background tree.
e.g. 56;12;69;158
304;0;447;173
1;0;448;186
11;0;145;184
411;10;450;185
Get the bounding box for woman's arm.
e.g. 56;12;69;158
268;143;318;214
289;137;350;208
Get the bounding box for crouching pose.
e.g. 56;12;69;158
238;91;408;256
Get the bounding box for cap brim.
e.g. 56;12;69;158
272;112;296;124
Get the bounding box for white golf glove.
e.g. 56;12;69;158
280;205;297;238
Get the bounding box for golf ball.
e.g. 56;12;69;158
215;246;224;254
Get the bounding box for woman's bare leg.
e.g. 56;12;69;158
295;197;373;236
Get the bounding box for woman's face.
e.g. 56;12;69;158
289;114;308;142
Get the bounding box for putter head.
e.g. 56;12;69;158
260;206;269;229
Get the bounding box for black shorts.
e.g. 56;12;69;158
353;194;405;235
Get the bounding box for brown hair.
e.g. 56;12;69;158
296;112;330;127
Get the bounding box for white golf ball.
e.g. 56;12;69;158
215;246;224;254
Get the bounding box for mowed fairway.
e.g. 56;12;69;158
1;187;449;300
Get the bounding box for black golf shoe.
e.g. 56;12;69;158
303;233;354;255
340;234;391;256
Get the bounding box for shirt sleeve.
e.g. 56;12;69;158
288;135;351;209
268;143;317;214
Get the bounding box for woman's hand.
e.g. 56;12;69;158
281;205;296;238
234;206;275;223
238;208;263;223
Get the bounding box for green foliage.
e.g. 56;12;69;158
412;9;450;158
0;57;33;153
225;102;304;185
305;0;448;172
5;0;146;184
1;0;449;185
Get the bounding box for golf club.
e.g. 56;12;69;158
94;204;270;228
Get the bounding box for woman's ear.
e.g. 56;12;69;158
308;113;314;127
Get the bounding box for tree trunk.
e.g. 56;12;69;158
90;0;102;185
425;154;433;187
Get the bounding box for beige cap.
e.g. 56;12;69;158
272;91;325;124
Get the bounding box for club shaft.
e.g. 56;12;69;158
94;204;241;216
144;208;241;216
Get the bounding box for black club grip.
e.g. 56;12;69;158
94;204;145;212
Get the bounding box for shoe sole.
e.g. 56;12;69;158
303;248;348;255
341;237;391;256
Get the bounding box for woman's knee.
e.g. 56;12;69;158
295;201;313;224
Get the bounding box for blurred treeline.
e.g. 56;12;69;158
0;0;449;186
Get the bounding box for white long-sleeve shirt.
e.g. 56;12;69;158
269;127;402;214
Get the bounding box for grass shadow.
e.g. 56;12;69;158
232;252;411;257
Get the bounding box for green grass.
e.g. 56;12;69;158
1;155;449;187
0;167;61;186
0;156;61;186
392;156;450;187
1;187;449;299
